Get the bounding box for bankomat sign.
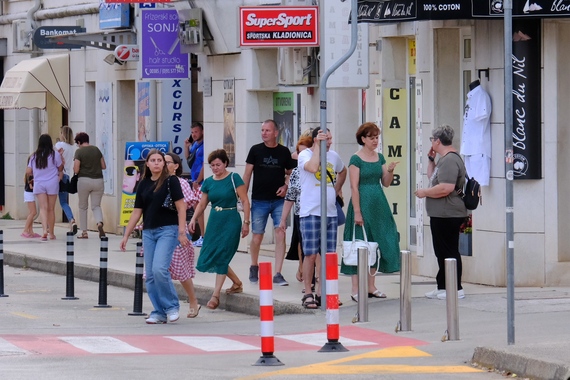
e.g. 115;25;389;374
240;6;319;47
33;26;86;49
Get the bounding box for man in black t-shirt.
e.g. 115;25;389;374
243;119;296;285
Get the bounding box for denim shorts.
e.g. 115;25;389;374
300;215;338;256
251;199;284;234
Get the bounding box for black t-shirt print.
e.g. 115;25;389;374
246;143;296;201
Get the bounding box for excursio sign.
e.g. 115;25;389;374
240;6;319;47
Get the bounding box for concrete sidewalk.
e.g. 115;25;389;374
1;219;570;379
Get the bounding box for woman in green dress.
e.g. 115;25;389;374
189;149;251;310
341;122;401;302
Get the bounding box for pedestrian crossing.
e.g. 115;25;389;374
0;326;427;357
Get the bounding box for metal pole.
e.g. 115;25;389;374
444;258;459;341
319;0;359;311
356;246;368;322
503;0;515;346
0;230;8;297
398;250;411;331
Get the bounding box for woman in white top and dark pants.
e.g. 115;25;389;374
55;126;77;234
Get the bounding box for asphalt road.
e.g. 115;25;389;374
0;265;513;380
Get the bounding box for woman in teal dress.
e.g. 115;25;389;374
189;149;251;310
341;122;401;302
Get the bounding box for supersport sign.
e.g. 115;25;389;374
240;6;319;47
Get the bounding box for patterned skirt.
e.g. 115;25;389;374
141;243;196;282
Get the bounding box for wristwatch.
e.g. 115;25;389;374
243;220;251;225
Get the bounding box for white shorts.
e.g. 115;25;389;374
464;154;490;186
24;191;35;203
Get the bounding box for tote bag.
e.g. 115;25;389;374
342;224;379;267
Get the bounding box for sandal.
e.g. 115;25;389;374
77;231;89;239
187;304;201;318
206;295;219;310
97;222;106;238
368;290;387;298
302;294;318;309
225;282;243;295
40;234;48;242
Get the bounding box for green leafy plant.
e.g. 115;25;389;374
0;212;13;220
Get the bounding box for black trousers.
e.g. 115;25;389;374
430;217;464;291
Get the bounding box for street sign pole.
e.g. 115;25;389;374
503;0;515;345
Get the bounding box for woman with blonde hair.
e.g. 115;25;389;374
55;125;77;234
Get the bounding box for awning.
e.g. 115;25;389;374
0;54;70;110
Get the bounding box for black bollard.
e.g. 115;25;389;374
62;232;78;300
0;230;8;297
94;237;111;308
128;242;146;316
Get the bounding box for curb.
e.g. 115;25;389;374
472;346;570;380
3;252;310;316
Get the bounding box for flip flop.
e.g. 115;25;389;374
21;232;32;238
187;305;201;318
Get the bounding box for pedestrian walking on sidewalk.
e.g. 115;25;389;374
55;125;77;235
120;149;190;324
242;119;296;286
26;134;63;242
415;125;468;300
279;135;313;283
340;122;400;302
73;132;106;239
189;149;250;310
21;155;41;239
184;121;205;247
165;152;201;318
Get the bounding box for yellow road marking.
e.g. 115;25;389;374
10;312;39;319
240;346;482;379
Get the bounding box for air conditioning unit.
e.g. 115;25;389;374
12;20;32;52
278;47;316;86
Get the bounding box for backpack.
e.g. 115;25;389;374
449;152;481;210
457;175;481;210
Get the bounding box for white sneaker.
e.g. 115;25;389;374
167;311;180;323
425;289;445;299
192;236;204;247
437;289;465;300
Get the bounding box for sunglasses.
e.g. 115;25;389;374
124;166;138;176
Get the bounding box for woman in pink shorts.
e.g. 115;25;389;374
26;134;63;241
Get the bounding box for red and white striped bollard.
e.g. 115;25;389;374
319;252;348;352
253;262;284;366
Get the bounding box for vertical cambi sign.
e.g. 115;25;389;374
223;78;236;167
382;87;408;248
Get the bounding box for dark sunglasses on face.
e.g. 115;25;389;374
124;166;138;176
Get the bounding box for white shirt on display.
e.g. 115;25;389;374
461;85;492;157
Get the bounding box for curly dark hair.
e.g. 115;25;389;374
207;149;230;166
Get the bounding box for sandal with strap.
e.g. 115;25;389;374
225;282;243;295
206;295;219;310
77;231;89;239
302;294;318;309
187;304;201;318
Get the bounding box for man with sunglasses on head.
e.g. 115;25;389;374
184;122;205;247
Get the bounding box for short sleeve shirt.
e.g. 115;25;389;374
298;149;345;218
426;152;468;218
134;176;184;230
74;146;104;179
246;143;296;201
190;141;204;183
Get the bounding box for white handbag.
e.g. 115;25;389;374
342;224;379;267
230;173;244;212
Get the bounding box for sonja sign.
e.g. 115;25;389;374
512;19;541;179
240;6;319;47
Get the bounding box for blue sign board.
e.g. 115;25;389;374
99;2;130;30
141;9;189;79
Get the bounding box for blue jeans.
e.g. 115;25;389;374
143;225;180;319
251;199;284;234
58;174;74;222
